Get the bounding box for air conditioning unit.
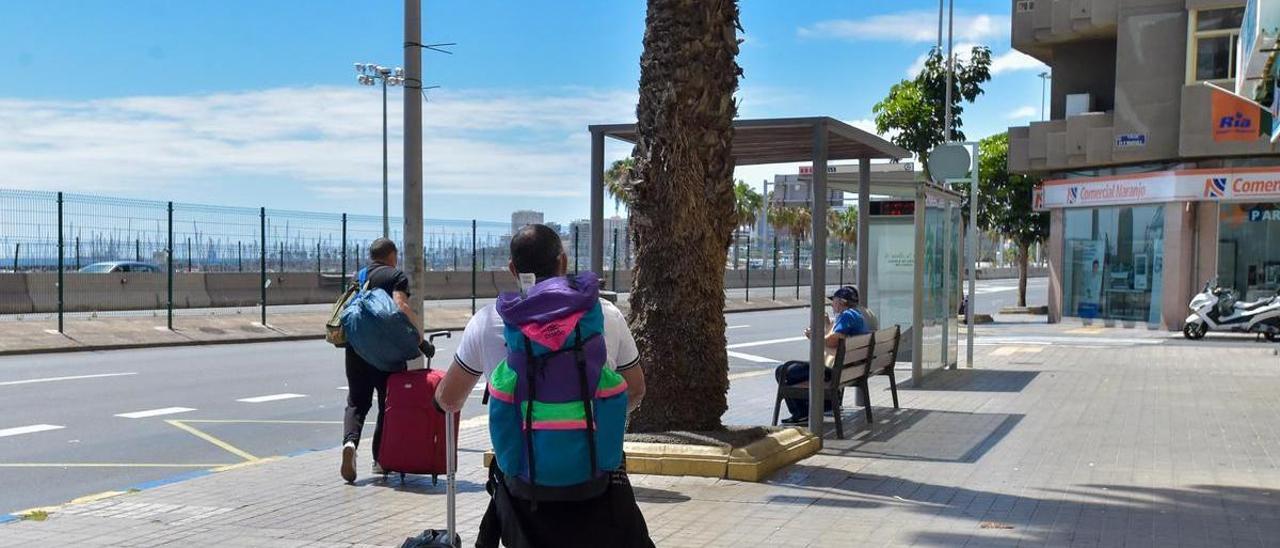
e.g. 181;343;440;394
1066;93;1093;117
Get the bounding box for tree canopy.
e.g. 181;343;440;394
873;46;992;180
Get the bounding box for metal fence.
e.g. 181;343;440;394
0;187;876;332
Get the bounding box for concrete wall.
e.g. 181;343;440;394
1194;201;1220;290
0;265;1050;315
1112;4;1188;166
1162;202;1198;329
1048;208;1066;323
0;274;33;314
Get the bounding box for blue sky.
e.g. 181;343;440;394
0;0;1045;225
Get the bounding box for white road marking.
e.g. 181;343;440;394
727;350;778;364
726;336;807;349
236;393;307;403
115;407;196;419
0;424;65;438
337;386;349;390
726;325;751;330
0;372;138;387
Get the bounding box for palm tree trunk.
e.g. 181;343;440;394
627;0;741;433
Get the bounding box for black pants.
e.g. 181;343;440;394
476;466;655;548
774;360;832;420
343;347;389;461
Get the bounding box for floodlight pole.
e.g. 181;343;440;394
382;75;389;238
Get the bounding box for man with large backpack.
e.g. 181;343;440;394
341;237;423;483
434;224;653;548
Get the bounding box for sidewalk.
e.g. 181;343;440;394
5;330;1280;546
0;296;809;355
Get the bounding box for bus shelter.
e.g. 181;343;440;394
587;117;964;434
819;172;966;378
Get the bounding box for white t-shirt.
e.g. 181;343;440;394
453;299;640;379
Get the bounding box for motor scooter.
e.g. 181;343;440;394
1183;279;1280;341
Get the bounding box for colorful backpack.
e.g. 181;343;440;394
487;272;628;501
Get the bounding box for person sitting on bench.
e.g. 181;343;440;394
773;285;872;425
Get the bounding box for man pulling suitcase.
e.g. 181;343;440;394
433;225;654;548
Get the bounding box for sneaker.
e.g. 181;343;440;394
372;461;385;475
340;441;357;483
780;415;808;425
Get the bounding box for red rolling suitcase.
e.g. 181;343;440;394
378;332;459;483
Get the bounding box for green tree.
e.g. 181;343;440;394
604;157;635;213
978;133;1047;307
827;207;858;269
733;181;763;231
873;47;992;180
627;0;741;432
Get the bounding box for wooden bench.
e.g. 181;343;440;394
770;325;902;439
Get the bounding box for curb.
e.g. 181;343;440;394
0;333;329;358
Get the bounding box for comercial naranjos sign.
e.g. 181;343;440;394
1037;167;1280;208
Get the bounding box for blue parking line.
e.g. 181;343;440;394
127;469;214;492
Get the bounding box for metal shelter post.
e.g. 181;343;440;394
965;142;978;367
589;130;605;275
858;158;870;304
911;188;926;386
807;121;829;436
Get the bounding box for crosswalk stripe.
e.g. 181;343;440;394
236;393;307;403
0;424;65;438
115;407;196;419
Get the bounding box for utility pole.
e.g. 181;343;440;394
944;0;955;142
403;0;425;327
937;0;944;52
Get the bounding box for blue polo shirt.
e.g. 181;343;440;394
833;308;869;336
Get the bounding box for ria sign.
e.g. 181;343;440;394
1210;85;1272;142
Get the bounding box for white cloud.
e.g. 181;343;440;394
904;45;1046;78
799;11;1007;44
0;86;639;202
1006;106;1039;120
991;49;1046;75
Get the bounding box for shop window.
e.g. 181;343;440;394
1218;203;1280;302
1063;205;1166;324
1187;7;1245;86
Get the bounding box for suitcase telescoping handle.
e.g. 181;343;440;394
424;331;451;369
444;408;457;546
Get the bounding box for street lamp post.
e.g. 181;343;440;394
355;63;405;238
1038;71;1052;121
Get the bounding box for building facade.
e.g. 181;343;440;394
1008;0;1280;329
756;163;917;243
510;210;544;234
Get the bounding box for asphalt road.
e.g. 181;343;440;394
0;278;1048;515
0;308;823;516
